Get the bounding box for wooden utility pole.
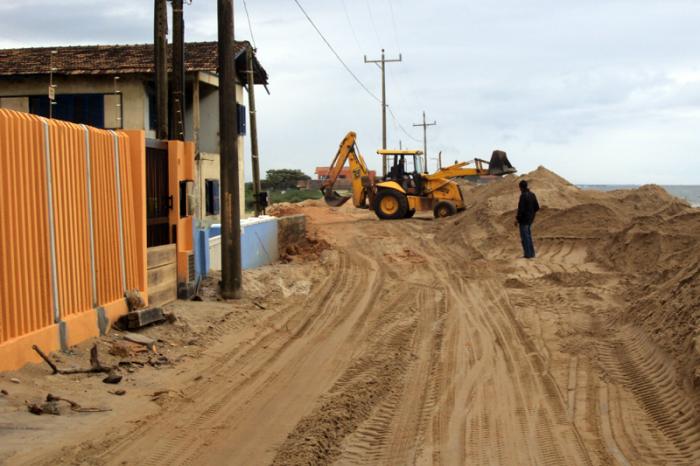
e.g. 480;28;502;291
246;47;262;217
217;0;242;299
364;49;402;177
154;0;168;140
171;0;185;140
413;111;436;173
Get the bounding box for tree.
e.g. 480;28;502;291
264;169;310;190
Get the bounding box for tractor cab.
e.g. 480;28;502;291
378;149;426;195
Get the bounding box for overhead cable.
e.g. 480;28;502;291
292;0;421;143
242;0;257;49
291;0;381;103
340;0;364;54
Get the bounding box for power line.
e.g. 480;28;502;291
292;0;421;145
340;0;364;54
365;0;383;48
388;106;422;143
242;0;257;49
291;0;381;103
387;0;401;51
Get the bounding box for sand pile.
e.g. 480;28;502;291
267;201;307;217
594;209;700;387
447;166;700;389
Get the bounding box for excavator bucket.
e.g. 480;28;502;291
322;189;351;207
488;150;517;176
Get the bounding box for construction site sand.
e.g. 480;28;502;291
1;167;699;465
448;167;699;388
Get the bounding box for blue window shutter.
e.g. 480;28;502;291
237;104;246;135
212;180;220;215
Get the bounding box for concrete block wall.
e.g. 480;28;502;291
277;215;307;255
202;214;307;275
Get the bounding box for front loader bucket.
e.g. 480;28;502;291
323;190;351;207
488;150;517;175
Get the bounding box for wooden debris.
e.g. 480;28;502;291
32;344;112;375
27;394;111;415
123;332;156;351
10;378;20;384
127;307;165;329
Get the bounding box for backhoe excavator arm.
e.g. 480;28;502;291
321;131;371;208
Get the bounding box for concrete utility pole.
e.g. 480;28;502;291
246;47;262;217
413;111;436;173
48;50;57;119
218;0;242;299
364;49;402;177
171;0;185;140
154;0;169;140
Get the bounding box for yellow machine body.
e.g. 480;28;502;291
321;132;466;219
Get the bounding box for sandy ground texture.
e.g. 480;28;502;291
1;167;699;466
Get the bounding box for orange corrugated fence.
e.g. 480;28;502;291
0;109;144;349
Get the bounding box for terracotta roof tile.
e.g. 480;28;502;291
0;41;267;84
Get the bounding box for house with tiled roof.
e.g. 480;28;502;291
0;41;268;224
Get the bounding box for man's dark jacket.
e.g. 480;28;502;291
517;190;540;225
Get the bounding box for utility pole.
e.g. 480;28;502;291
171;0;185;140
413;111;436;173
48;50;57;119
218;0;242;299
154;0;168;140
364;49;402;177
246;47;262;217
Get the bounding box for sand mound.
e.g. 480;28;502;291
445;166;700;390
462;166;586;216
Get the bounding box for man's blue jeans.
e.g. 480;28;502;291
519;223;535;258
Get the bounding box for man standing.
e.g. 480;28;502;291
515;179;539;259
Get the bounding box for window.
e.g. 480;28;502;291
237;104;246;135
29;94;105;128
180;180;194;218
147;84;157;131
205;179;220;215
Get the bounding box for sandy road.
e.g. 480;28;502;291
24;203;700;466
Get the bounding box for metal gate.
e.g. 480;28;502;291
146;139;171;247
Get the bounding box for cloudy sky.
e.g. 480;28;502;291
1;0;699;184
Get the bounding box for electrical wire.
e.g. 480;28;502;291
242;0;257;49
365;0;383;49
340;0;364;54
388;106;422;143
291;0;381;103
292;0;421;144
387;0;401;51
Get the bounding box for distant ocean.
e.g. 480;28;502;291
579;185;700;208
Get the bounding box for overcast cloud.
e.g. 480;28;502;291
1;0;699;184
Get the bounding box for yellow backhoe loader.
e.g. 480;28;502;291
433;151;517;178
321;132;467;219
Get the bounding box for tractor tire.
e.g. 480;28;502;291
374;189;408;220
433;201;457;218
404;208;416;218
